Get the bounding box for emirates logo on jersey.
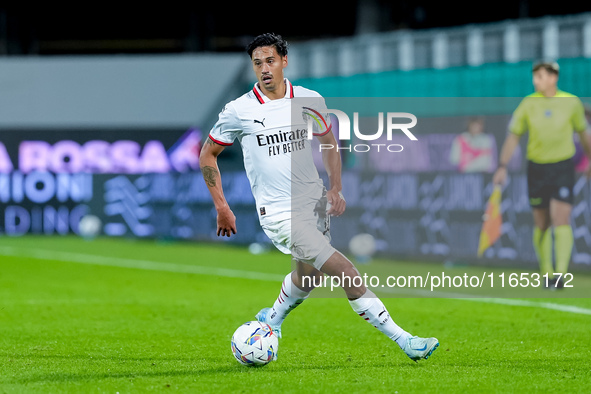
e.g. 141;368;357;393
256;129;309;157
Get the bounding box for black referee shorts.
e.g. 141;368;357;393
527;158;575;209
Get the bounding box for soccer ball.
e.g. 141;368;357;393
231;321;278;366
348;233;377;262
78;215;102;238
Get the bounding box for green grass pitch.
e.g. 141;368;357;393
1;236;590;392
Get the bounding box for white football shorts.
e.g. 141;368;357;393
261;194;336;270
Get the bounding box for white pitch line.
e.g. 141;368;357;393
375;285;591;315
0;246;285;282
1;245;590;316
457;297;591;316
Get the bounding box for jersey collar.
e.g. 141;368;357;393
253;78;294;104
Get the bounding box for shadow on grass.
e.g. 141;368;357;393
7;367;236;384
4;358;433;384
0;353;196;362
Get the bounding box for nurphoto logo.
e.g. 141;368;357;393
306;110;418;153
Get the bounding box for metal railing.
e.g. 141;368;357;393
288;13;591;80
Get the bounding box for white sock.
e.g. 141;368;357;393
349;289;411;349
268;273;310;326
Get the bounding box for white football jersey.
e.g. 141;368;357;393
209;79;332;225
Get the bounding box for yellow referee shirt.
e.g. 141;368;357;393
509;90;588;164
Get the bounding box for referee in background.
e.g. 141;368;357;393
493;61;591;289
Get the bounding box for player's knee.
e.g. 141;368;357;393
321;253;365;294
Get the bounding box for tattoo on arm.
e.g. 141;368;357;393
201;165;219;187
205;137;215;146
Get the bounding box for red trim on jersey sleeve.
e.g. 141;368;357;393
208;134;233;146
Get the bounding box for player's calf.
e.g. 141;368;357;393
320;250;366;299
292;259;324;292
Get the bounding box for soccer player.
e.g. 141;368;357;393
199;33;438;361
493;61;591;289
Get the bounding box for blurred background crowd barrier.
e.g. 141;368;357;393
1;12;590;270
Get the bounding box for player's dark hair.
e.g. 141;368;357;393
246;33;288;58
532;61;559;76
